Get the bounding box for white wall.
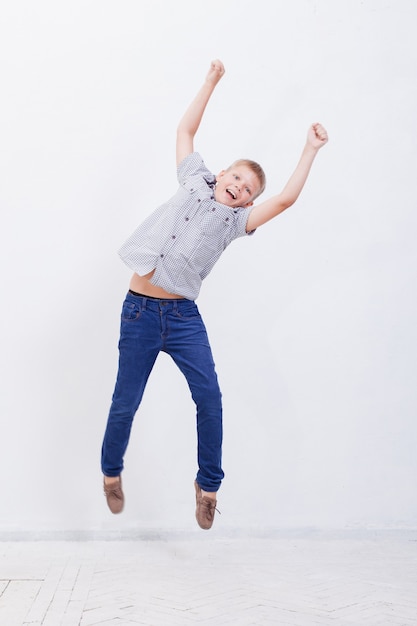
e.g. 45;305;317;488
1;0;416;534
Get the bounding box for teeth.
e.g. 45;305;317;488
227;189;236;199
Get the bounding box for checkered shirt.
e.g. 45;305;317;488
118;152;255;300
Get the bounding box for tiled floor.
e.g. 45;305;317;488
0;530;416;625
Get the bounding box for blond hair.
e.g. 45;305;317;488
227;159;266;200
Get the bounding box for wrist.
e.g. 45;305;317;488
305;140;319;151
203;78;219;91
303;142;320;158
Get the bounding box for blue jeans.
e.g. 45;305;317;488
101;292;224;492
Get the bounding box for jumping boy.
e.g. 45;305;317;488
101;59;328;530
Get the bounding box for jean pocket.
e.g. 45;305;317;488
121;301;141;321
175;302;200;319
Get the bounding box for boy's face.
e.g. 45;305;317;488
214;165;261;208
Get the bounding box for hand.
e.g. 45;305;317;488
307;123;329;149
205;59;225;86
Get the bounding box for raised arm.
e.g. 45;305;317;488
246;123;328;232
176;60;225;167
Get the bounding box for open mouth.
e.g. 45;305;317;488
226;188;237;200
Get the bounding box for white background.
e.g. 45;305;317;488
1;0;416;535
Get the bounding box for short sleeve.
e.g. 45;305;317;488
177;152;216;187
233;206;256;239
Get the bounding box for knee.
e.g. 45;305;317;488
193;381;222;410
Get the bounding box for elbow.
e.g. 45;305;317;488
281;195;297;211
277;198;294;213
177;127;194;141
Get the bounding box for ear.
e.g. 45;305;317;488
216;170;226;181
243;200;254;208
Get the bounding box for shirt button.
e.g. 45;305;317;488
172;235;176;239
197;199;201;202
212;207;216;211
185;217;189;221
225;217;229;221
160;254;164;258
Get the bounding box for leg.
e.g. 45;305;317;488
164;301;224;493
101;294;161;477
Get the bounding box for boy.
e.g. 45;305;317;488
101;60;328;530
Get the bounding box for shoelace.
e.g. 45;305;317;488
201;499;221;516
104;484;123;496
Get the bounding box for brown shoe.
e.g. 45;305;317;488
194;480;218;530
103;476;124;514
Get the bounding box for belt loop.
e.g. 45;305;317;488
141;296;147;310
